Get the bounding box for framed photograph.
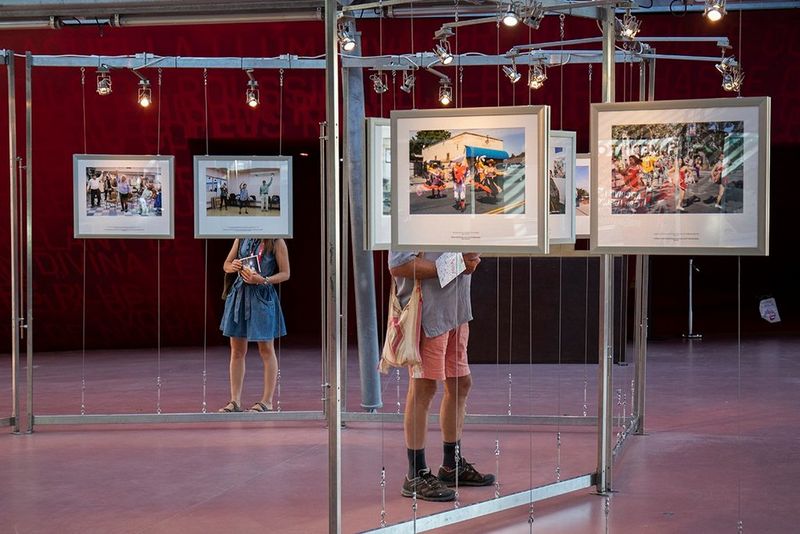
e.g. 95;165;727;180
194;156;293;239
549;131;576;245
591;97;770;255
391;106;549;254
366;117;392;250
240;254;261;274
575;153;591;238
73;154;174;239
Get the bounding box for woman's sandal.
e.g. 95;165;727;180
248;402;273;412
218;400;242;413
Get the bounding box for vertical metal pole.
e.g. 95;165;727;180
320;122;329;417
25;52;33;432
596;7;615;494
684;259;702;339
7;50;21;433
340;69;350;414
324;1;342;531
633;59;649;435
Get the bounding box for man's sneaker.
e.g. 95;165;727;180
401;469;456;501
438;458;496;487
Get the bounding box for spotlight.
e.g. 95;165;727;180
338;21;357;52
617;10;641;41
370;72;388;94
715;56;744;92
245;69;259;108
400;71;416;93
137;78;151;108
503;64;521;84
434;39;453;66
522;3;546;29
502;6;519;27
528;63;547;90
96;65;112;96
704;0;726;22
438;79;452;106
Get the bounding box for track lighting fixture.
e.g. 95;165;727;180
502;6;519;27
503;63;521;84
438;79;452;106
522;3;546;30
96;65;112;96
617;10;641;40
704;0;726;22
528;62;547;90
715;55;744;92
337;21;357;52
400;71;416;93
434;39;454;66
370;72;388;94
245;69;259;108
132;70;151;108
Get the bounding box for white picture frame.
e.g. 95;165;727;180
365;117;392;250
549;130;576;245
73;154;174;239
193;156;293;239
575;153;591;238
391;106;549;254
591;97;770;255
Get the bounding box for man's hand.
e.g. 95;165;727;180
463;253;481;274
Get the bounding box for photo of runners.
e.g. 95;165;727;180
407;127;526;215
549;146;567;215
610;120;744;214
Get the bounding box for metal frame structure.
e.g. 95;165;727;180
4;1;728;527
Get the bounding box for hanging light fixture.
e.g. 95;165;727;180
503;59;521;84
131;70;151;108
704;0;727;22
337;21;357;52
715;55;744;92
617;10;641;40
438;78;453;106
528;62;547;90
502;5;519;27
434;38;454;66
96;65;112;96
522;2;546;29
370;72;388;94
400;70;416;93
245;69;259;108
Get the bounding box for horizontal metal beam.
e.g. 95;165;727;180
32;411;325;425
639;52;723;63
28;53;326;69
366;473;596;533
631;1;800;13
343;412;620;426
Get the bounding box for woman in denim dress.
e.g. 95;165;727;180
219;238;289;412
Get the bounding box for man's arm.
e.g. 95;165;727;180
389;255;438;280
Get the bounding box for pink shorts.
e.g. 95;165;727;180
411;323;470;381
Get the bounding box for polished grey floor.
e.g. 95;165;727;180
0;337;797;533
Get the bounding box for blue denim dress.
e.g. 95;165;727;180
220;239;287;341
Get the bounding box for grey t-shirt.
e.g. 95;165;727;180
388;251;473;338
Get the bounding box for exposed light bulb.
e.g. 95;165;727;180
96;65;112;96
438;80;452;106
137;79;151;108
503;64;521;84
704;0;726;22
503;7;519;27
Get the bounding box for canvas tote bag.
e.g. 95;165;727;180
379;277;423;375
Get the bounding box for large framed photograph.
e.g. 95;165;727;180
194;156;293;238
391;106;549;253
549;131;576;245
591;97;770;255
73;154;174;239
366;117;392;250
575;153;591;238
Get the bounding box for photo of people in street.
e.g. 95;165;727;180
610;120;744;214
84;165;164;217
407;127;526;215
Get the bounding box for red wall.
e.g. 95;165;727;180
0;10;798;352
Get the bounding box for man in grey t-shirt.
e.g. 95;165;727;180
388;251;495;502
